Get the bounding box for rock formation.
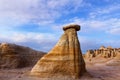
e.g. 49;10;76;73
30;24;86;79
85;50;95;59
115;49;120;60
84;46;120;59
106;50;120;66
0;43;45;69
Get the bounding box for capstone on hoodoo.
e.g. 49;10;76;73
30;24;86;79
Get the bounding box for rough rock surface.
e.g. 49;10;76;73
106;49;120;66
0;43;45;69
30;24;86;79
115;49;120;59
85;46;120;59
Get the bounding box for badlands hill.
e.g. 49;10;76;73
84;46;120;66
0;43;45;69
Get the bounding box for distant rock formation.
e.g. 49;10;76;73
115;50;120;60
84;46;120;59
106;48;120;66
30;24;86;79
0;43;45;69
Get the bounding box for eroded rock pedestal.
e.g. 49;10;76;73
30;24;86;78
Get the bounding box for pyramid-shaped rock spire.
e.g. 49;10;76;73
30;24;86;78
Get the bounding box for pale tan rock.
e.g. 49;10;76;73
99;46;105;50
30;24;86;79
107;46;112;49
106;52;120;66
85;46;120;59
85;50;95;59
115;49;120;60
94;50;100;56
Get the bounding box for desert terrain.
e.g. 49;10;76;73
0;44;120;80
0;58;120;80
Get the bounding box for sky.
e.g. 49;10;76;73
0;0;120;53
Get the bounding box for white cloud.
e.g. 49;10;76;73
0;0;83;27
108;27;120;35
0;32;59;51
89;3;120;18
62;17;120;33
0;32;57;42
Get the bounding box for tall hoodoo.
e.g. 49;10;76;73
30;24;86;78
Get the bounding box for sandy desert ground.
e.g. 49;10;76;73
0;59;120;80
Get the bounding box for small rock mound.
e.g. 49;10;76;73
0;43;45;69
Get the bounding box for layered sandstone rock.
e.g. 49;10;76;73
115;49;120;60
85;50;95;58
106;51;120;66
0;43;20;68
0;43;45;69
84;46;120;59
30;24;86;79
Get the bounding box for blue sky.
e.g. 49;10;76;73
0;0;120;53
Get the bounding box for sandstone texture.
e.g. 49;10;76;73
85;46;120;59
84;46;120;66
30;24;86;79
0;43;45;69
